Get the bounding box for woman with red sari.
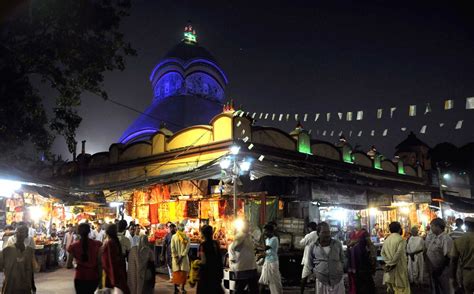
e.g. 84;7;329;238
102;224;130;294
347;227;376;294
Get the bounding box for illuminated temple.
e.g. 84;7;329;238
119;24;228;144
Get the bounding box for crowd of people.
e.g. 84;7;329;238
0;216;473;294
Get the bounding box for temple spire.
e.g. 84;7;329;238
183;23;197;44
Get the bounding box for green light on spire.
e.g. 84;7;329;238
183;24;197;44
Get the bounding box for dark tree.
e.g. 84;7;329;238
0;0;136;159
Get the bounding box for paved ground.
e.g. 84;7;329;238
0;267;431;293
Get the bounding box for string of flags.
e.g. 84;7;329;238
237;97;474;123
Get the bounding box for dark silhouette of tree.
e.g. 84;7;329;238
0;0;136;159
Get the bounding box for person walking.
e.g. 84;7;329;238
450;217;474;293
102;224;130;294
171;223;190;294
425;218;453;294
450;218;465;240
258;224;283;294
228;221;258;294
0;225;35;294
196;225;224;294
68;223;102;294
162;223;177;282
306;222;345;294
117;220;131;258
64;224;76;269
381;221;410;294
299;222;319;294
347;229;376;294
406;226;424;287
128;235;155;294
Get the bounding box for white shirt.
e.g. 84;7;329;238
299;230;319;265
4;235;36;249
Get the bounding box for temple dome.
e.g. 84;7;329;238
119;24;228;144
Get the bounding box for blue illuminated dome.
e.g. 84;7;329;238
119;25;228;144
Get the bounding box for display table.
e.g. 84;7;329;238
35;243;60;272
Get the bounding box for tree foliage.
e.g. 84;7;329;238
0;0;136;159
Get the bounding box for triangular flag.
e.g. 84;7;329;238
236;121;242;127
233;110;240;117
466;97;474;109
264;113;269;119
371;130;375;136
259;113;263;119
349;131;353;137
390;107;397;118
241;129;246;135
315;113;320;121
346;112;353;121
456;120;463;129
409;105;417;116
439;123;444;127
425;103;432;114
286;114;290;121
330;130;334;136
251;112;256;119
246;112;250;116
308;129;312;134
338;112;343;120
243;136;249;142
271;113;275;120
303;113;308;122
420;125;427;134
326;113;331;122
377;109;383;119
248;143;254;150
356;111;363;120
401;127;407;131
258;155;265;161
295;114;299;121
444;99;454;110
239;111;245;117
357;131;362;137
338;131;343;136
322;130;327;136
383;129;388;136
279;114;283;121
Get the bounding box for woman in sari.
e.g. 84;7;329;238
102;224;130;294
197;225;224;294
347;228;376;294
128;235;155;294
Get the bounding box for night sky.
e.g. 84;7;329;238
54;1;474;159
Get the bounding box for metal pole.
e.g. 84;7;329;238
233;159;237;218
437;165;444;219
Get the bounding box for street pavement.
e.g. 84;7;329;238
0;267;431;293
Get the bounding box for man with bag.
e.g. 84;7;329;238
381;222;410;294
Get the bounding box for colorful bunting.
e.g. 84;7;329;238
304;113;308;122
390;107;397;118
338;112;343;120
326;113;331;122
425;103;432;114
279;114;283;121
444;99;454;110
271;113;275;120
456;120;463;130
466;97;474;109
346;112;353;121
357;131;362;137
420;125;427;134
377;109;383;119
356;111;363;120
383;129;388;136
409;105;416;116
314;113;320;121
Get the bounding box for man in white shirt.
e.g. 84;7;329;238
63;224;75;269
299;222;319;294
